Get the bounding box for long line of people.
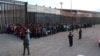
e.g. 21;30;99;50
4;23;93;39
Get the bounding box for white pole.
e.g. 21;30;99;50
71;0;72;15
70;0;73;23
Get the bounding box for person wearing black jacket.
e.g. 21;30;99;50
79;28;82;39
68;32;73;47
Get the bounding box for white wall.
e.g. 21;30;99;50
28;5;61;15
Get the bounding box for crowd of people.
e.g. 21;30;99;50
4;23;93;55
4;23;93;40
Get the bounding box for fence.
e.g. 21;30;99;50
0;1;27;33
28;12;100;25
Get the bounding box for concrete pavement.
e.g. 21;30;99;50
0;25;100;56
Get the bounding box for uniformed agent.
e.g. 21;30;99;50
23;37;30;55
68;32;73;47
79;28;82;39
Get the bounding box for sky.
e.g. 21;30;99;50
17;0;100;12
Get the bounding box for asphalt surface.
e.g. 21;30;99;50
0;25;100;56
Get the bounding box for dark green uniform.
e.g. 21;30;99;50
79;29;82;39
68;32;73;47
23;38;30;55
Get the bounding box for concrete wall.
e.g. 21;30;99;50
28;5;61;15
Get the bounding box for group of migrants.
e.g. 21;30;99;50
4;23;92;39
4;23;93;55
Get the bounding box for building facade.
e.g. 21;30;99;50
60;9;100;17
60;9;100;24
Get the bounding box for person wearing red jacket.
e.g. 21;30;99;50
19;27;25;39
36;26;41;38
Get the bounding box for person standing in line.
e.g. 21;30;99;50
23;37;30;55
68;32;73;47
79;28;82;39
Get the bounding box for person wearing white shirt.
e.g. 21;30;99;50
26;28;31;41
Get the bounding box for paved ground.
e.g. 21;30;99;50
0;25;100;56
